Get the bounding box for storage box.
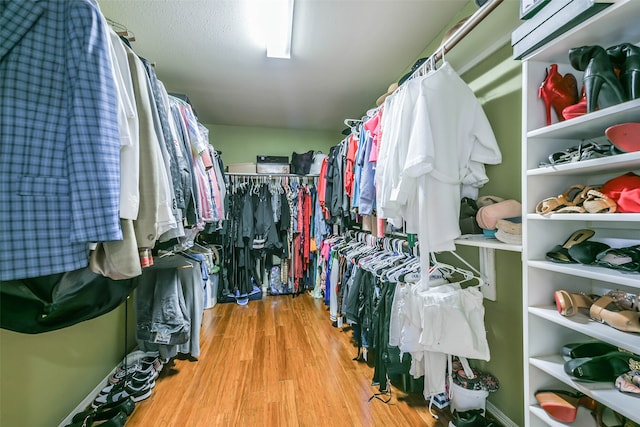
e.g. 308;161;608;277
257;155;289;164
256;163;290;174
227;162;256;173
511;0;612;60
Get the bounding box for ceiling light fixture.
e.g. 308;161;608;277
266;0;294;59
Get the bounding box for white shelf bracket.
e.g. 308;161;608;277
479;247;496;301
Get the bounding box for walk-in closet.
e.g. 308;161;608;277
1;1;639;426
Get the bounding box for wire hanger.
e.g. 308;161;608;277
106;17;136;42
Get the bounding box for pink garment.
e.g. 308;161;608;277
364;110;381;163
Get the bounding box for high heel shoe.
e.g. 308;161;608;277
564;351;640;382
569;45;626;113
590;295;640;333
562;86;587;120
607;43;640;101
554;290;595;316
534;389;596;422
538;63;579;126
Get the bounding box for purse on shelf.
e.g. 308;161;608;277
290;150;314;175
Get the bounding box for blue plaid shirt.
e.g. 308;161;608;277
0;0;122;280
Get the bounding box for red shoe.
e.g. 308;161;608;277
539;64;579;126
534;390;596;423
562;86;587;120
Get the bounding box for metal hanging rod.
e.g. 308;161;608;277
410;0;504;80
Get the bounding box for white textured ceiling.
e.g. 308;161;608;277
97;0;514;131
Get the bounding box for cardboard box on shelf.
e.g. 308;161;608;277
256;163;290;174
227;163;256;173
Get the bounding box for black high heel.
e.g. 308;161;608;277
607;43;640;101
569;45;626;113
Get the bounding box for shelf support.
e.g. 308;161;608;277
479;247;496;301
448;247;497;301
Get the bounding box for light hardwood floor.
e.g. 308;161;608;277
125;294;454;426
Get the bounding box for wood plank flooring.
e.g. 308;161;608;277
124;294;454;427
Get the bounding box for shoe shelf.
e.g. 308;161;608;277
527;260;640;289
529;354;640;423
530;405;599;427
527;98;640;139
527;151;640;177
521;0;640;425
524;0;640;65
528;306;640;354
526;212;640;222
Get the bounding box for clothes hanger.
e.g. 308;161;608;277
106;17;136;42
430;253;484;289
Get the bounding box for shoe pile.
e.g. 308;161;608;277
65;396;135;427
91;351;164;408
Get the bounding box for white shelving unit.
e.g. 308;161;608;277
520;1;640;425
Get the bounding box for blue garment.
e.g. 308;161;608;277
1;0;122;280
358;133;376;215
351;129;367;209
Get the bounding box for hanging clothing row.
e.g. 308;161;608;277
318;232;490;412
0;0;225;345
317;53;502;276
215;174;329;303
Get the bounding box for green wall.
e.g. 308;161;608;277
0;298;137;427
460;43;524;427
207;124;339;166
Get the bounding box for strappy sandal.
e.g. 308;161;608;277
595;245;640;272
583;189;617;213
554;290;596;316
590;295;640;333
536;184;586;215
607;290;640;312
540;141;614;167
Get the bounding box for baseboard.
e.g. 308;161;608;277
487;401;519;427
57;365;119;427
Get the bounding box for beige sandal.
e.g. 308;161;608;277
583;189;617;213
535;184;585;215
590;295;640;333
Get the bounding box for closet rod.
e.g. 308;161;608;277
226;172;319;177
410;0;503;80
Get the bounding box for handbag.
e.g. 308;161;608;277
459;197;483;235
290;150;314;175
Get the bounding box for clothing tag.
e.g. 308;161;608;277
153;331;171;344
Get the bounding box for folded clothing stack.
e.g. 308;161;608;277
475;197;522;244
495;218;522;245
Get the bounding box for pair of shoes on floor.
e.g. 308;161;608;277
66;396;135;427
92;369;156;408
110;352;163;385
449;409;497;427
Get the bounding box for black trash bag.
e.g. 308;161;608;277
1;267;136;334
290;150;314;175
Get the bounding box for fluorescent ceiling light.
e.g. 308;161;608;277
266;0;294;59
